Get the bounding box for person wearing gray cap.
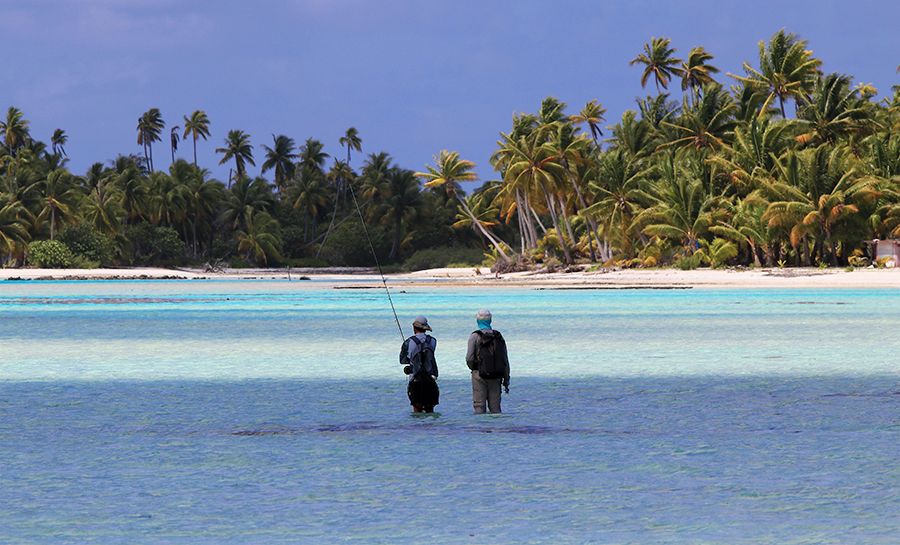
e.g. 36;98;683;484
399;316;440;413
466;309;510;414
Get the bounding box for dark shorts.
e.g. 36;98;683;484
407;375;440;408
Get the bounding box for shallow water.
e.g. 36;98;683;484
1;281;898;544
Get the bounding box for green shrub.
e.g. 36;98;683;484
125;223;185;265
27;240;75;268
59;224;115;266
317;222;389;267
402;246;484;271
675;253;704;270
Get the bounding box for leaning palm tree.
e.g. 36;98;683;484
216;130;255;184
680;46;719;104
182;110;211;166
1;107;30;155
136;108;164;172
569;100;607;146
731;29;822;118
261;134;298;193
416;150;511;261
630;37;683;92
51;129;68;157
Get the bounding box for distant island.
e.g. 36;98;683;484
1;30;898;273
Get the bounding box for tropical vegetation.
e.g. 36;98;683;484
1;30;897;271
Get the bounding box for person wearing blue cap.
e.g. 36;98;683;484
399;316;439;413
466;309;510;413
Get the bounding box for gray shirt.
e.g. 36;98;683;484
466;329;510;385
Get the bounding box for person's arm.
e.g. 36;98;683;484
465;332;479;371
399;338;410;366
500;336;510;388
431;337;438;378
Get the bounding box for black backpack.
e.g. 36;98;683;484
473;330;505;379
409;336;436;378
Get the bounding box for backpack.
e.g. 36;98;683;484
409;336;436;378
473;330;505;379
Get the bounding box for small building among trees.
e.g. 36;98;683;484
869;240;900;267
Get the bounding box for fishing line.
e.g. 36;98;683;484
346;179;405;342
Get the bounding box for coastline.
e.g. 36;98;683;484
1;266;899;289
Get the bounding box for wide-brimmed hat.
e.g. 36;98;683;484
413;316;432;331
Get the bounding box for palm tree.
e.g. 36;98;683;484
339;127;362;164
416;150;511;261
795;73;873;146
182;110;211;166
216;130;255;184
761;146;878;265
261;134;298;193
235;210;281;265
36;169;81;240
501;136;572;262
169;126;180;164
658;83;737;154
0;199;30;263
586;149;652;258
630;37;683;92
51;129;68;157
136;108;164;172
220;176;274;232
291;169;330;242
569;100;607;147
179;163;223;256
379;168;422;259
299;138;330;173
731;29;822;118
637;155;724;253
680;47;719;103
82;179;124;237
1;107;30;155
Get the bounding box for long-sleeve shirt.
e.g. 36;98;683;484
466;329;509;385
399;333;438;378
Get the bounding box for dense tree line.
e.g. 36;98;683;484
2;29;898;270
416;30;899;270
0;112;474;268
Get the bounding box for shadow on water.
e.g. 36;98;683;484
230;422;600;436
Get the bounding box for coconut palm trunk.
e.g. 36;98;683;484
456;194;510;261
540;184;572;264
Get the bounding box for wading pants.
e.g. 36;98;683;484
471;371;502;414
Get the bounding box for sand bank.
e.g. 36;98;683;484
1;266;899;289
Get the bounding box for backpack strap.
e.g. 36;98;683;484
410;336;423;347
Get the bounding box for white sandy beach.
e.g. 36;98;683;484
1;266;899;289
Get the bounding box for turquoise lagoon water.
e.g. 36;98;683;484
0;280;898;544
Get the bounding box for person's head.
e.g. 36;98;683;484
476;309;492;330
412;315;432;334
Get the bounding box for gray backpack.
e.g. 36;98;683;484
409;336;436;378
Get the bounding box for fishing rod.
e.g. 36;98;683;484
346;179;406;343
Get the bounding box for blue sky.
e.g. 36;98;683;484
2;0;897;184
